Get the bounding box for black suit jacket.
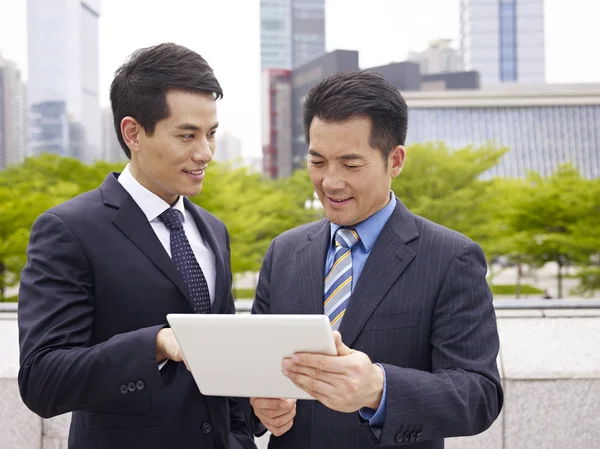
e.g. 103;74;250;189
18;173;255;449
252;199;503;449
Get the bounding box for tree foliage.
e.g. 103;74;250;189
1;146;598;300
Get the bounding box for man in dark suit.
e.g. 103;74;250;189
250;71;503;448
18;43;255;449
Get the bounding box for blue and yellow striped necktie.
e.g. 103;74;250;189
324;228;360;331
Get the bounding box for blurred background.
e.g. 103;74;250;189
0;1;599;448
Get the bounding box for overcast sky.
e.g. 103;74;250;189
0;0;598;158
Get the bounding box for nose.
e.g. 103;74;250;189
322;170;346;192
191;138;213;164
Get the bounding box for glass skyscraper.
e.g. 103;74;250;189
260;0;325;70
27;0;101;163
460;0;545;84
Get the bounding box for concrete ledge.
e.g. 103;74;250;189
2;314;600;449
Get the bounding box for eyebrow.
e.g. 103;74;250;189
175;122;219;131
308;149;364;161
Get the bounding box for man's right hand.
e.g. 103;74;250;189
156;328;188;369
250;398;296;437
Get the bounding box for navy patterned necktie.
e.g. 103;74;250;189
159;208;211;314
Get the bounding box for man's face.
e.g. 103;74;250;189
128;89;218;204
307;116;405;226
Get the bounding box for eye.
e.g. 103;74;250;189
179;134;195;140
345;165;360;169
208;130;217;138
310;160;324;166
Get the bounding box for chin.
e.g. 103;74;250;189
325;212;354;227
182;184;203;197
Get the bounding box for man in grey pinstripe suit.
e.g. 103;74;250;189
249;71;503;448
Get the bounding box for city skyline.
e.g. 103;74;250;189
1;0;599;159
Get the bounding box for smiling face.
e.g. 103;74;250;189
307;116;405;226
122;89;218;205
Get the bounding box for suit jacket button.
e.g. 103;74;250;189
202;422;212;434
416;432;423;441
119;384;128;394
395;432;404;443
127;382;136;392
136;380;145;390
404;433;411;442
410;432;417;442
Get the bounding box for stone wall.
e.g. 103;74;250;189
2;310;600;449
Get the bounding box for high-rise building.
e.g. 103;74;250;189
460;0;545;84
27;0;102;163
101;108;127;163
260;0;325;70
408;39;463;75
262;69;292;178
0;54;26;169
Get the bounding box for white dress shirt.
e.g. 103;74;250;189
118;164;216;304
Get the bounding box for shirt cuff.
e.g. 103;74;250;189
358;363;387;428
158;359;168;370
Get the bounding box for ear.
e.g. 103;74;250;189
121;117;142;156
388;145;406;178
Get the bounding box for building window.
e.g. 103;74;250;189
499;0;517;82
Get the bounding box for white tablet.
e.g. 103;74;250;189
166;313;337;400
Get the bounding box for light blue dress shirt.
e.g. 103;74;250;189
324;193;396;428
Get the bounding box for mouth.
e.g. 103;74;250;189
326;196;353;207
183;168;205;181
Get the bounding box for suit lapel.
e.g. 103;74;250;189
183;198;228;314
295;220;330;314
338;200;419;347
101;174;191;303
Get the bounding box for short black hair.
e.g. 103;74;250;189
110;43;223;158
303;70;408;163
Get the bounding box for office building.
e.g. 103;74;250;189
405;84;600;178
460;0;545;84
408;38;463;75
260;0;325;70
27;0;102;162
0;54;26;169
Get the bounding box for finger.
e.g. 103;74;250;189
269;417;294;437
263;403;296;420
183;357;190;371
263;405;296;423
282;362;343;387
251;398;293;410
290;353;345;375
285;371;337;400
333;331;353;356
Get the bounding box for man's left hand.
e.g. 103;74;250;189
282;331;384;413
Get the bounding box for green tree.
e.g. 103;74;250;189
506;164;596;298
392;142;509;258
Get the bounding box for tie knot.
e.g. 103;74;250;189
335;228;359;249
159;208;184;231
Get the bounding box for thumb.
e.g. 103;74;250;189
333;331;352;356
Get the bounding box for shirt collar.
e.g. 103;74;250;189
117;163;186;223
330;192;397;252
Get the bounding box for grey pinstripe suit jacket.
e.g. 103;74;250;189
252;198;503;449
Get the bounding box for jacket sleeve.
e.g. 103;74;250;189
376;241;503;446
18;212;167;418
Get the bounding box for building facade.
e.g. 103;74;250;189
405;84;600;178
260;0;325;70
262;69;293;178
27;0;102;163
0;54;26;169
460;0;545;84
408;39;463;75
